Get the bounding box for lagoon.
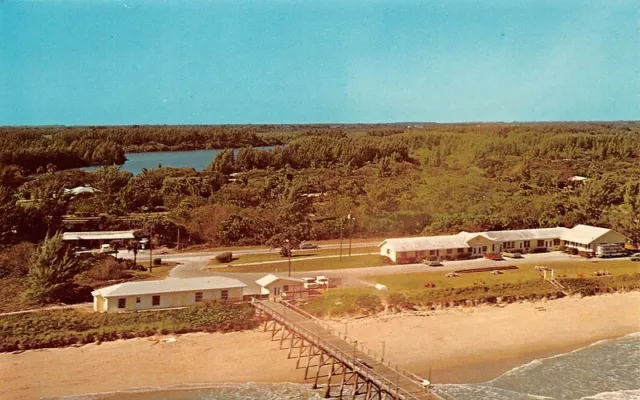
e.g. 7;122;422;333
83;148;273;175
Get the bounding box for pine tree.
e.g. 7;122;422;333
24;233;82;305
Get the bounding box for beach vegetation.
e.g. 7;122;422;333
0;301;257;352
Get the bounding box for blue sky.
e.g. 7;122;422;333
1;0;638;125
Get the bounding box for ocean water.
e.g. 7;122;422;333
51;333;640;400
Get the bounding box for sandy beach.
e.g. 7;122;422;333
1;292;639;400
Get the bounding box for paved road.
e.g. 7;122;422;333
117;242;380;262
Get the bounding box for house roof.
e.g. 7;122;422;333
92;276;247;298
481;227;570;242
62;230;137;241
256;274;304;287
63;186;97;195
379;234;472;252
569;176;589;182
560;224;621;245
381;227;572;252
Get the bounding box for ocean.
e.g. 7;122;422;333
51;333;640;400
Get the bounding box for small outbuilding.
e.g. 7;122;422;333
255;274;308;301
91;276;247;313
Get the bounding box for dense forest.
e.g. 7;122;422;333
1;122;639;252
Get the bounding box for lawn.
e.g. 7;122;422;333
218;254;385;273
363;259;640;291
207;246;378;266
133;261;176;280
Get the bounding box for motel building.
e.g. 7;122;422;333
255;274;309;301
91;276;247;313
560;224;629;256
379;224;627;264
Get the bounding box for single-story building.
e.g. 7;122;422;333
561;224;628;255
62;230;139;249
379;225;615;264
256;274;308;301
91;276;247;313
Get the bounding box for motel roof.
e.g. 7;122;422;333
560;224;621;245
481;227;570;242
62;230;137;241
92;277;247;298
379;233;472;252
256;274;304;287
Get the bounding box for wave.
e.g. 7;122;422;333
578;389;640;400
488;331;640;384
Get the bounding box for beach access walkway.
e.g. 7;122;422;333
252;299;442;400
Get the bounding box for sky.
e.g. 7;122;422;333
1;0;638;125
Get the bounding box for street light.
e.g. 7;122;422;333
348;214;355;257
285;239;292;277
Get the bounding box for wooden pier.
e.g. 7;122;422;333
252;299;442;400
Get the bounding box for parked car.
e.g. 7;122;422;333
502;252;523;259
631;253;640;261
425;259;442;267
490;270;503;275
300;243;320;250
315;276;329;286
301;277;318;289
99;244;117;254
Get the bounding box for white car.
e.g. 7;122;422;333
301;277;318;289
315;276;329;286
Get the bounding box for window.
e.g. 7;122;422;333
221;290;229;300
118;298;126;308
152;295;160;306
446;249;452;254
537;240;544;247
524;241;531;248
283;285;289;292
386;249;390;255
429;250;436;255
136;297;140;304
457;248;464;253
195;292;203;302
482;246;487;252
554;239;560;245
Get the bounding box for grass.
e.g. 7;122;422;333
300;259;640;317
207;247;378;267
0;301;258;352
218;254;385;273
363;259;640;291
133;262;176;280
170;237;385;254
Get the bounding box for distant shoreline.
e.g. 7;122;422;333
1;292;638;400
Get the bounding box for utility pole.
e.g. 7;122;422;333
177;228;180;250
348;214;355;257
381;341;385;362
339;221;344;261
148;222;153;274
285;239;291;277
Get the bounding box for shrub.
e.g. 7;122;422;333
85;257;126;281
443;255;454;261
568;247;579;255
558;245;567;252
380;256;394;265
153;258;162;266
386;292;414;311
355;293;383;315
215;252;233;263
512;249;524;254
455;252;472;260
530;247;548;254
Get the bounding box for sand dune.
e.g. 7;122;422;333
1;292;638;400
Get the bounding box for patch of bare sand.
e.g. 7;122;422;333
1;292;638;399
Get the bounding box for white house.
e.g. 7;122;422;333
255;274;308;301
561;224;628;255
91;276;247;313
